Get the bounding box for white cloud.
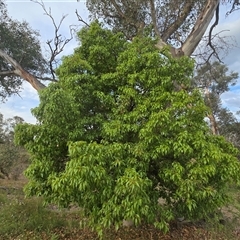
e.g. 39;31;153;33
222;88;240;109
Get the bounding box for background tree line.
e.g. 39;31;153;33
0;113;28;179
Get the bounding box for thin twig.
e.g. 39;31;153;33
207;3;222;62
31;0;74;79
75;10;90;27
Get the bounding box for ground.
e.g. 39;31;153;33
1;177;240;240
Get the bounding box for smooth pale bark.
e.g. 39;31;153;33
0;49;46;91
182;0;220;56
155;0;220;57
205;87;219;135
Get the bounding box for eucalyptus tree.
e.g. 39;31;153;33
0;0;74;95
86;0;239;59
1;0;239;94
193;61;238;135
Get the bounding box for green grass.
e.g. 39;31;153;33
0;182;240;239
200;184;240;240
0;193;78;239
0;192;7;205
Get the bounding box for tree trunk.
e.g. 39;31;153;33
181;0;220;57
205;87;219;135
0;49;46;91
155;0;220;57
208;113;219;135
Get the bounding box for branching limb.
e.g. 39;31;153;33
0;49;46;91
31;0;74;80
0;71;15;76
109;0;145;37
75;10;90;27
161;1;195;42
109;0;125;19
226;0;240;15
193;30;237;65
149;0;161;38
182;0;220;57
207;3;222;62
33;76;58;82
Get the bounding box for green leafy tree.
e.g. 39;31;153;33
217;110;240;152
15;23;240;235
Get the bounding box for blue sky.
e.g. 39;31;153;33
1;0;88;123
1;1;240;123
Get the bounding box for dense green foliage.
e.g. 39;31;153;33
15;23;240;235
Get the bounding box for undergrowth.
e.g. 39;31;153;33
0;182;240;239
0;192;79;240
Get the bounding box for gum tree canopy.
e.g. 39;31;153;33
0;0;239;95
86;0;240;58
0;0;72;95
0;0;47;97
15;23;240;235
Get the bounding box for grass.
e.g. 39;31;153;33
0;177;82;239
0;179;240;239
0;194;69;239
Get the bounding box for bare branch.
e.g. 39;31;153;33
193;30;237;65
75;10;90;27
226;0;240;16
34;76;58;82
0;71;15;76
31;0;74;79
161;1;195;42
207;3;222;62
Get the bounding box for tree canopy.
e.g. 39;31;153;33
0;0;239;95
86;0;239;59
0;0;47;99
15;23;240;236
193;61;239;135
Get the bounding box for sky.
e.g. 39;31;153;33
1;1;240;123
1;0;88;123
